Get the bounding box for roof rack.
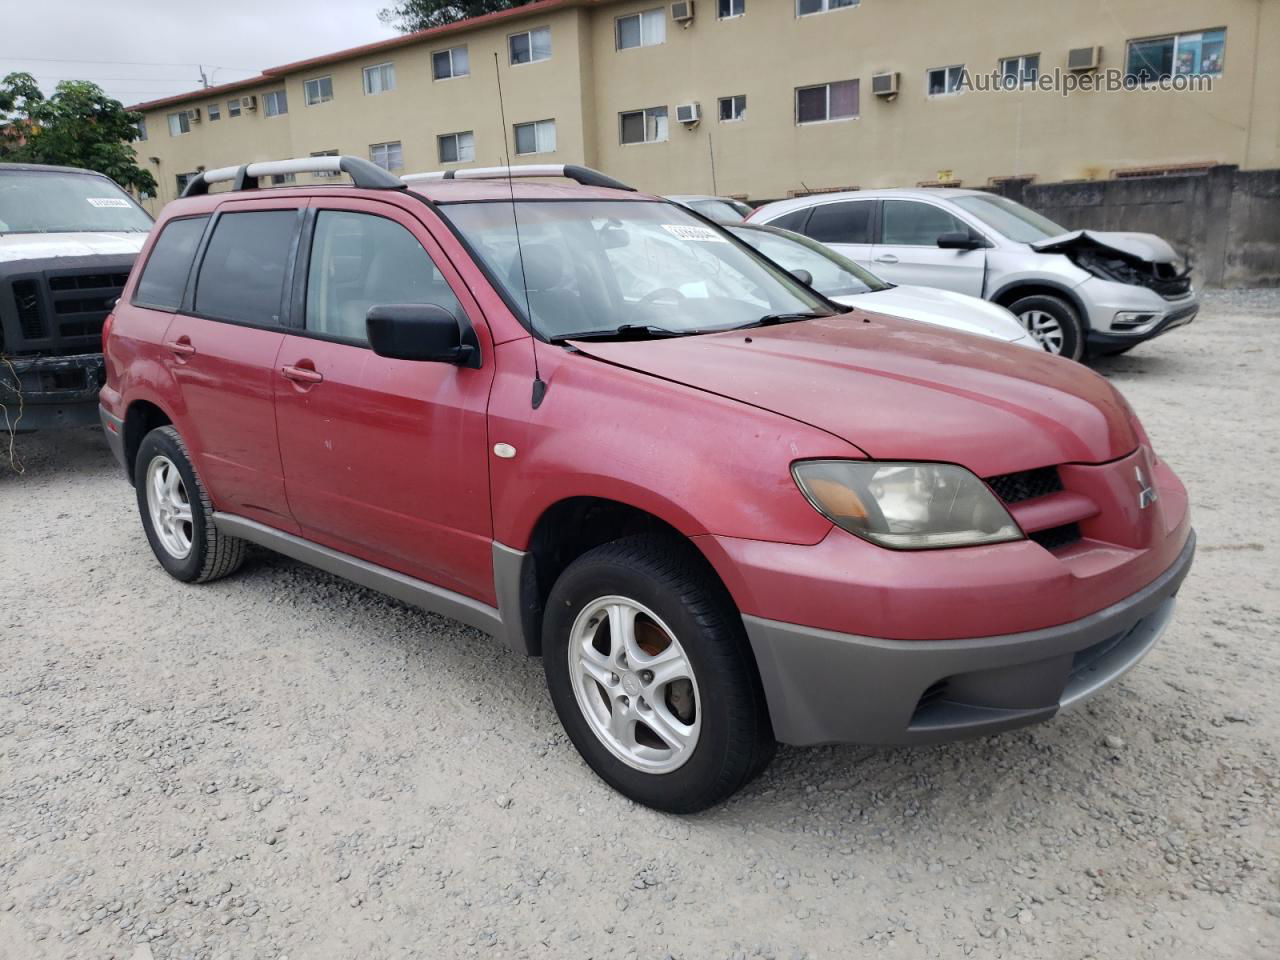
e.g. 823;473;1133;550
180;155;406;197
400;163;635;192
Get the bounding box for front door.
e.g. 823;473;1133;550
273;199;496;602
165;200;304;531
870;199;987;296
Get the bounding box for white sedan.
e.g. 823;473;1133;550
728;223;1039;349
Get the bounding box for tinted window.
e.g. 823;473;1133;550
768;208;812;233
880;200;969;246
806;200;872;244
194;211;297;325
134;216;208;309
305;210;465;344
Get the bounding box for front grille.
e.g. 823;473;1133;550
1030;522;1081;551
13;279;45;339
985;466;1063;504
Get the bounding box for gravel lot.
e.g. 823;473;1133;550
2;291;1278;960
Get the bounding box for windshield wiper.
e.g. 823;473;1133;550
549;323;692;343
732;311;832;330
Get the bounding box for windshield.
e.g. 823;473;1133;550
729;226;890;297
684;198;750;222
951;194;1065;244
441;200;831;339
0;171;152;235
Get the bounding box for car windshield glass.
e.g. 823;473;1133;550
441;199;830;339
951;194;1065;244
0;171;152;234
686;198;748;222
729;226;889;297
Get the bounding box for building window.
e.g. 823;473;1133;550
719;0;745;18
228;98;242;118
263;89;288;116
797;0;857;15
616;9;666;50
207;103;220;121
514;119;556;155
620;107;668;145
134;118;148;141
927;65;966;96
433;45;470;80
167;111;191;136
175;172;197;193
438;131;475;164
304;76;334;105
718;94;746;121
1126;28;1225;81
363;62;396;95
795;79;858;123
369;141;403;171
311;149;340;177
509;26;552;65
271;173;296;185
999;54;1039;85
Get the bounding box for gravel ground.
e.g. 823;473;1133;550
2;290;1278;960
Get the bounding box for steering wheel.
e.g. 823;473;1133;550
636;287;687;308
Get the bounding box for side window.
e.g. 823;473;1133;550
305;210;465;344
768;208;812;233
194;210;297;325
134;216;209;310
805;200;872;244
881;200;969;246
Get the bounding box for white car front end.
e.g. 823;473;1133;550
834;284;1040;349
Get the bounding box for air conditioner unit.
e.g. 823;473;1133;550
1067;46;1101;71
186;108;202;123
671;1;694;24
676;102;701;125
871;72;900;98
242;95;258;111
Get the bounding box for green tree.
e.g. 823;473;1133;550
0;72;156;194
378;0;534;32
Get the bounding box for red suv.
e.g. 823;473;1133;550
100;157;1194;812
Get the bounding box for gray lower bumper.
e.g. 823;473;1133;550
743;531;1195;747
99;404;127;475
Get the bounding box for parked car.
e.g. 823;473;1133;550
665;194;753;222
727;222;1037;349
748;188;1199;361
0;163;151;430
101;158;1194;812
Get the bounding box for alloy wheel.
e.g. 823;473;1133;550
1018;309;1065;354
145;455;194;559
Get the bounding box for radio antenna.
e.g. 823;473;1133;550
494;52;546;409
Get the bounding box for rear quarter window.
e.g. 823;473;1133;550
133;216;209;310
767;208;812;233
194;210;299;326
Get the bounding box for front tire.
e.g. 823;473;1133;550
1009;293;1085;361
543;535;775;813
135;425;246;583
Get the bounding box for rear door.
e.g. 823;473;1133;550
795;199;875;269
870;198;986;296
272;198;496;602
164;198;304;531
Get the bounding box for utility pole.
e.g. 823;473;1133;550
198;65;209;89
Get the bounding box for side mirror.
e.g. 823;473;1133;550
937;231;985;251
366;304;480;367
790;268;814;286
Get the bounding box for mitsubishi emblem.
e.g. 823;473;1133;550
1135;466;1157;509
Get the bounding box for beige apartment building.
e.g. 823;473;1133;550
129;0;1280;211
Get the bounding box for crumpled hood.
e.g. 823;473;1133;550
837;284;1035;346
0;232;147;263
1031;229;1179;264
570;312;1137;477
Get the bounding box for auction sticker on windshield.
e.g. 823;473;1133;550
87;197;133;208
662;224;727;243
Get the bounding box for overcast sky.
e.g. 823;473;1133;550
2;0;399;107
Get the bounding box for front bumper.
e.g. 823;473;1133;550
0;352;105;431
742;530;1195;746
1078;276;1199;346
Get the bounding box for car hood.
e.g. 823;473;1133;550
1030;229;1179;264
834;285;1037;347
0;232;147;263
569;312;1136;476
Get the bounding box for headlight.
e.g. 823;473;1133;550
792;460;1024;550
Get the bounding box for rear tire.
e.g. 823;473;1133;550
1009;294;1085;361
543;535;775;813
135;425;246;583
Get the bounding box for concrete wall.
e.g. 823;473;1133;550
991;165;1280;287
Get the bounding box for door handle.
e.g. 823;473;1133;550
873;255;899;264
165;337;196;356
281;363;323;384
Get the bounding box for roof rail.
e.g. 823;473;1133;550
400;163;635;192
180;155;406;197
